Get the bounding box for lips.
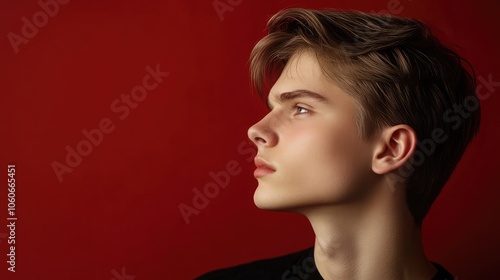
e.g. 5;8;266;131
253;157;276;178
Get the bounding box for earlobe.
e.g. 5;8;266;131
371;125;417;175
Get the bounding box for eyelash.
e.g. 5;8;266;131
267;104;310;115
293;104;310;115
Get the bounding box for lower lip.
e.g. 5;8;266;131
254;167;276;178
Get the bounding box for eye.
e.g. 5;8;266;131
294;105;310;115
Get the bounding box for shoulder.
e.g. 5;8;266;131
195;248;455;280
195;246;323;280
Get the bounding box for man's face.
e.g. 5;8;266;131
247;50;379;212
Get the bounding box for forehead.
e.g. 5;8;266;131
267;50;331;104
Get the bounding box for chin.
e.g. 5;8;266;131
253;186;289;210
253;181;365;213
253;185;314;212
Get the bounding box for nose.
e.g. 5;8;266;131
247;116;278;148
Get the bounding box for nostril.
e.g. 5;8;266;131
255;136;267;144
247;125;262;142
248;120;276;147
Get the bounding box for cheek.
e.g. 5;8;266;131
280;123;369;199
288;122;356;163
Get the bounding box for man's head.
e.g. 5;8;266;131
247;8;481;225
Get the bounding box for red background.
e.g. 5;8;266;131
1;0;499;279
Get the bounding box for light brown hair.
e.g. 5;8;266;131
249;8;481;225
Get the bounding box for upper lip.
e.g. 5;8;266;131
254;157;276;171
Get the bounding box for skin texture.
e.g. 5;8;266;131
247;50;438;279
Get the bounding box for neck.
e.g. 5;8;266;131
299;183;437;280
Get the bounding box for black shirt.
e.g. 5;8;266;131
195;246;455;280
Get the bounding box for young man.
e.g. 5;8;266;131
197;8;480;280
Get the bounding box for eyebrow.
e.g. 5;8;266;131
266;89;329;110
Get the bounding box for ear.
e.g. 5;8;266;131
371;124;417;175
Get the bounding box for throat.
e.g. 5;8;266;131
304;202;436;279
